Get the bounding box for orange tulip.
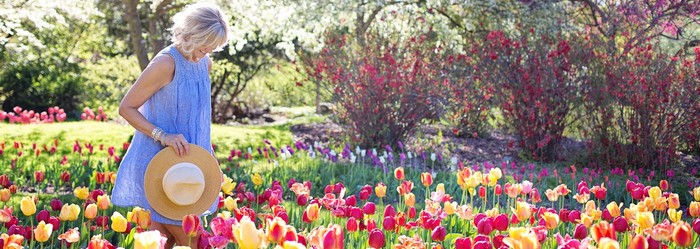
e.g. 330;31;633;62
304;203;320;223
689;201;700;217
34;220;53;243
606;202;622;218
590;221;616;242
131;207;151;230
672;221;692;247
96;195;110;210
542;212;559;230
421;172;433;187
0;188;10;202
404;193;416;207
182;214;200;237
84;203;98;219
394;167;405;181
0;234;24;248
668;193;680;210
628;234;648;249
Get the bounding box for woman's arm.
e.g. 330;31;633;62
118;54;191;156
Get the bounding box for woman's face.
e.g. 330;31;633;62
191;45;215;62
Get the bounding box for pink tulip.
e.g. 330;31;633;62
368;229;385;248
573;224;587;240
493;214;509;231
455;237;473;249
431;226;447;241
363;202;376;215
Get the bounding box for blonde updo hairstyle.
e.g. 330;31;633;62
170;3;230;58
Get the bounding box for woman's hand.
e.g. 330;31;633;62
160;133;190;157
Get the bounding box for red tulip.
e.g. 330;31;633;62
693;218;700;234
368;229;385;248
612;216;629;233
495;184;502;196
383;205;396;218
60;171;70;183
455;237;473;249
421;172;433;187
477;217;494;235
478;186;486;199
493;214;509;231
322;225;343;249
394;167;405;181
36;210;50;223
34;171;45;183
363;202;376;215
346;217;358;232
383;216;396;231
431;226;447;241
345;195;356;207
407;206;416;219
573;224;587;240
50;199;63;211
672;222;692;247
182;214;200;237
659;180;669;191
647;236;660;249
296;195;308;206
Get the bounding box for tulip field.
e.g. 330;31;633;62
0;121;699;249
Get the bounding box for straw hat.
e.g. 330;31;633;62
144;144;221;220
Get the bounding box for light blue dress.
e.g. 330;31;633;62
112;45;217;225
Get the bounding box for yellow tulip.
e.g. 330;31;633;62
74;187;89;200
84;203;98;219
648;186;662;200
134;230;166;249
375;183;387;198
668;209;682;223
436;183;445;195
404;193;416;207
489;168;502;180
111;211;128;233
20;196;36;216
485;206;500;218
511;201;531;222
691;187;700;201
224;196;238;211
59;204;81;221
34;221;53;243
232;216;264;249
598;237;620;249
443;201;457;215
221;175;236;195
635;211;655;233
578;213;593;228
542;212;559;230
606;202;622;218
503;227;539;249
251;173;263;186
278;241;306;249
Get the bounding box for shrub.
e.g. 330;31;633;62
305;32;450;148
471;30;585;161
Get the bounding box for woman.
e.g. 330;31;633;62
112;3;230;248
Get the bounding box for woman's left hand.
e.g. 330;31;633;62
160;133;190;157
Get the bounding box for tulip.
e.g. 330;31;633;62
668;209;682;223
511;201;531;222
251;173;263;186
303;203;319;223
432;226;447;241
266;217;287;245
36;209;50;223
394;167;405;181
59;204;81;221
224;196;238;211
20;196;36;216
134;230;167;249
74;187;90;200
0;188;10;202
232;216;264;249
477;218;494;235
455;237;473;249
668;193;680;210
693;218;700;234
658;179;668;190
612;216;629;233
88;234;115;249
34;220;53;243
363;202;376;215
672;221;692;247
628;234;648;249
636;211;655;233
34;171;45;183
58;227;80;246
689;201;700;217
322;224;343;249
404;193;415;207
84;203;98;219
221;175;236;195
573;224;587;240
493;214;509;231
182;214;200;237
597;237;620;249
590;221;616;243
368;229;385;248
49;198;62;211
421;172;433;187
542;212;559;230
347;217;359;232
478;186;486;199
60;171;71;183
96;195;110;210
131;207;151;230
111;211;127;233
382;216;396;231
375;183;387;198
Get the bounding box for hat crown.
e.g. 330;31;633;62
162;162;205;206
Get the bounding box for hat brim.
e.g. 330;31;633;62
144;144;221;220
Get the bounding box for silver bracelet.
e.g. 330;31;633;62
151;127;164;142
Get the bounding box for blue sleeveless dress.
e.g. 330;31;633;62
112;45;217;225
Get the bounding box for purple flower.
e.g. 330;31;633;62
398;141;404;150
385;144;393;153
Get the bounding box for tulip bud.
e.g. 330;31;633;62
432;226;447;241
368;229;385;248
573;224;587;240
659;180;669;191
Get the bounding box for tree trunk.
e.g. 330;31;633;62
123;0;149;70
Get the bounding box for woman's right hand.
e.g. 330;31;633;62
160;133;190;157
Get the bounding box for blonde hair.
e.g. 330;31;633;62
170;2;230;58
